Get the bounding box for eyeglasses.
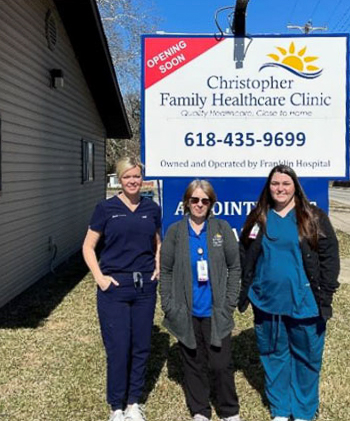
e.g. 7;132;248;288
189;197;211;206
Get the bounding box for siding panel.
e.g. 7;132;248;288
0;0;110;307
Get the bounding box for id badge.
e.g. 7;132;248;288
249;223;260;239
197;260;209;282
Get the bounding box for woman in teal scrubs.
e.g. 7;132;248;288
239;165;340;421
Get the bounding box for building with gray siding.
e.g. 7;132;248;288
0;0;131;308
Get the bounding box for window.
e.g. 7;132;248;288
82;139;94;183
0;116;2;191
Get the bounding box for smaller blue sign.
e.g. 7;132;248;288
162;178;329;239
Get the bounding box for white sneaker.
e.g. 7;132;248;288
109;409;124;421
272;418;289;421
124;404;146;421
221;415;245;421
193;415;211;421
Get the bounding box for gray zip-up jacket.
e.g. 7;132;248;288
160;217;241;349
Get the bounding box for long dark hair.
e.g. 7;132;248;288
241;165;320;249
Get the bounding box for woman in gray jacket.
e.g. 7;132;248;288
160;179;243;421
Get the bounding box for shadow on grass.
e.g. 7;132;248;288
232;328;268;407
165;327;268;414
167;341;184;385
0;252;89;329
142;325;171;402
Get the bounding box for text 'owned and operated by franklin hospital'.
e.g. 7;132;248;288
160;159;331;171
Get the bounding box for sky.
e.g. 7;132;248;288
152;0;350;35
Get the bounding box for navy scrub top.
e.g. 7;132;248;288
89;195;161;283
248;209;318;318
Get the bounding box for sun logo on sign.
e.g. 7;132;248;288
259;42;322;79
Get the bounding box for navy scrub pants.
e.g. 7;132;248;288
97;281;157;410
179;317;240;420
254;308;326;420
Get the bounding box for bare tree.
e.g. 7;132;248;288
106;92;141;172
97;0;159;168
97;0;159;95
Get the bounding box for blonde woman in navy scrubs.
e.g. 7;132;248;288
83;157;161;421
239;165;340;421
160;180;244;421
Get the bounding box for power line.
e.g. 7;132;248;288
288;0;300;23
339;11;350;32
331;3;350;31
335;11;350;32
310;0;323;19
326;0;344;27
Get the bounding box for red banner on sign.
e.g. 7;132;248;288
144;37;222;89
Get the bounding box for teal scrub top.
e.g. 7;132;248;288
248;209;319;318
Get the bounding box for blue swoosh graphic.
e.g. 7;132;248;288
259;63;323;79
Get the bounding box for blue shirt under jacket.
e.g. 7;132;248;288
89;195;161;282
188;221;212;317
248;209;318;318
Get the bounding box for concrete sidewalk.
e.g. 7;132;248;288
329;200;350;285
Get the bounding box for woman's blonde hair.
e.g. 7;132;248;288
116;156;143;179
183;179;217;218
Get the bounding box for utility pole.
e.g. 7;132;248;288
233;0;250;68
214;0;250;68
287;20;327;34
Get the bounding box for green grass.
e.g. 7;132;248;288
0;250;349;421
336;229;350;259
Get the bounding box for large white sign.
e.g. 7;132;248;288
142;35;349;178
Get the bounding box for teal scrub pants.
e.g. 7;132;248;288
254;308;326;420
